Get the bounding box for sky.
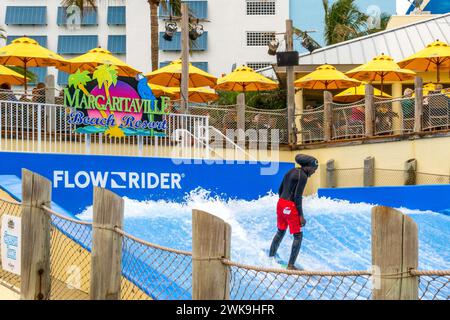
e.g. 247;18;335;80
290;0;399;52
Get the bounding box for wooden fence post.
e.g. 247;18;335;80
192;209;231;300
323;91;333;142
364;156;375;187
365;84;374;137
372;206;419;300
404;159;417;185
414;77;423;133
20;169;52;300
90;187;124;300
326;159;336;188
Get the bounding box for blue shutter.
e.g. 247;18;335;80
159;32;207;51
58;36;98;54
5;6;47;25
160;61;208;72
160;1;207;19
107;6;126;25
58;71;70;86
28;68;47;85
57;7;98;25
108;35;126;54
192;62;208;72
7;36;48;47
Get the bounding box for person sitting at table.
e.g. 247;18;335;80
0;82;18;102
32;82;46;103
401;88;415;130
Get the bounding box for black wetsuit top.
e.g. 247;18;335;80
278;168;308;217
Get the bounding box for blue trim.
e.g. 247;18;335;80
7;35;47;47
107;6;126;25
57;7;98;25
5;6;47;25
159;31;207;51
108;35;126;54
58;35;98;54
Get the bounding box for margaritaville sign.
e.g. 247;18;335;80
64;66;170;138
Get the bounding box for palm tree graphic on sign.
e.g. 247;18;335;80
92;65;124;138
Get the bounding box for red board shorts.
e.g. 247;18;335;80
276;198;301;234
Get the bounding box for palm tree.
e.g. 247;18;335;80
92;64;118;99
149;1;182;71
0;26;5;40
322;0;368;45
68;69;92;95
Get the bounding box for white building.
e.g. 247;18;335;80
0;0;289;87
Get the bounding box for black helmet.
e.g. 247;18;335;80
295;154;318;169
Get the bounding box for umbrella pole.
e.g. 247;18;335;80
436;62;440;84
24;60;28;94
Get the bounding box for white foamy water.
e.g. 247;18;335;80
77;189;450;271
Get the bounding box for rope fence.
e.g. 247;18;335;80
223;259;372;300
42;206;92;300
0;195;449;300
115;227;192;300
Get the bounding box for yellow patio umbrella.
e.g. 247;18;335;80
215;65;279;92
0;37;68;92
146;59;217;88
398;40;450;84
334;82;392;103
294;64;361;90
166;87;219;103
57;47;140;77
148;83;172;97
0;65;30;86
346;54;416;93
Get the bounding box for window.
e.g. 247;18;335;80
7;36;47;47
247;62;272;71
159;32;208;51
108;35;126;54
108;6;126;25
5;6;47;25
58;35;98;54
246;1;276;15
160;61;208;72
160;1;208;19
246;32;275;46
57;7;97;25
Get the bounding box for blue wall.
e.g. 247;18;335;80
319;185;450;214
0;152;292;215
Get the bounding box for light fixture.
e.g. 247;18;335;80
267;39;279;56
163;21;178;41
301;34;321;54
189;21;204;41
